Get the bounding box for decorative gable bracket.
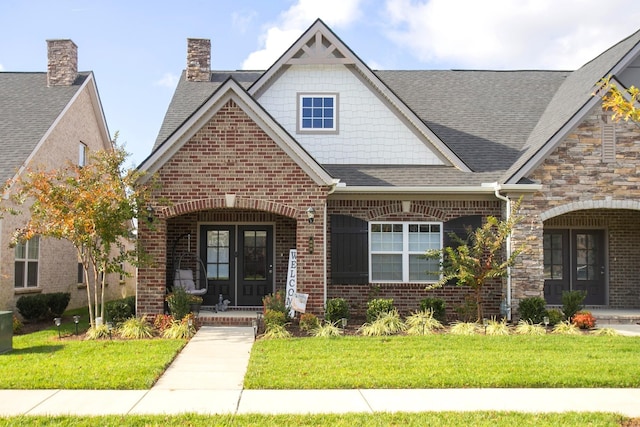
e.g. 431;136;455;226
287;31;353;65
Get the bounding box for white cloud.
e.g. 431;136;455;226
383;0;640;69
0;63;4;71
155;72;179;88
241;0;365;70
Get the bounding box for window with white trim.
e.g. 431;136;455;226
298;93;338;132
14;236;40;288
370;222;442;283
79;142;87;167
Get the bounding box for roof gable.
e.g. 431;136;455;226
249;19;470;171
504;28;640;184
139;78;335;186
0;72;109;184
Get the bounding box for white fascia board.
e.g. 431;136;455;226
333;183;541;195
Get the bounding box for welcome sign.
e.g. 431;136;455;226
285;249;297;318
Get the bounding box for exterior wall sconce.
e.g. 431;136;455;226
308;235;314;254
146;205;155;223
306;207;315;223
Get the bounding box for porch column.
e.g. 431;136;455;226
137;218;167;316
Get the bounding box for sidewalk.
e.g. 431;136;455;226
0;325;639;417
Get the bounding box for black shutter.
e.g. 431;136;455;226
330;214;368;284
443;215;483;248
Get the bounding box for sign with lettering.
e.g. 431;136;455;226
291;293;308;313
285;249;297;317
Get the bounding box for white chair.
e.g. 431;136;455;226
173;269;207;296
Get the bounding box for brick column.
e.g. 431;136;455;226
137;218;167;316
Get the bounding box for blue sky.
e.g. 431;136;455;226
2;0;640;167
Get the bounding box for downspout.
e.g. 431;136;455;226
493;184;512;321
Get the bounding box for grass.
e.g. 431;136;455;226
0;307;186;389
0;412;631;426
245;334;640;389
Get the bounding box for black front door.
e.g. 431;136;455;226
543;229;606;305
200;225;273;306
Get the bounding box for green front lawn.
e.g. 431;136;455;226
245;335;640;389
0;319;185;389
0;412;630;426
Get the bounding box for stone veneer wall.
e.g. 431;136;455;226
326;199;504;320
510;106;640;310
137;100;329;316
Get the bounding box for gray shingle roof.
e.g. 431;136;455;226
0;72;89;183
149;27;640;188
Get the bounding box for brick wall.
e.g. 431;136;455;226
138;99;329;315
326;199;503;320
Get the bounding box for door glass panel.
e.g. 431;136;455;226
576;233;597;281
206;230;230;280
243;230;267;281
543;233;563;280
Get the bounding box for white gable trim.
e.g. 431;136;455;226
506;44;640;184
137;79;335;186
249;19;470;172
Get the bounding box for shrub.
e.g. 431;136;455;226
419;297;446;322
547;308;564;326
261;324;291;339
485;318;510;335
12;315;23;334
85;324;111;340
162;314;196;339
106;298;135;324
16;294;48;321
562;290;586;321
118;315;155;339
358;309;406;336
153;314;174;332
552;321;581;335
262;290;289;318
299;313;320;333
264;309;287;329
311;321;343;338
517;297;548;324
514;320;546;335
454;296;477;322
166;286;191;321
572;311;596;329
449;322;479;335
366;298;394;323
405;309;444;335
46;292;71;317
325;298;349;323
591;327;619;336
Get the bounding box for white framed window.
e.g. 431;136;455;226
79;142;87;167
370;222;442;283
14;236;40;288
297;93;338;133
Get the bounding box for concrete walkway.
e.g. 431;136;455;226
1;325;640;417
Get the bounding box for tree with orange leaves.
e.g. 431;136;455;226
6;139;154;328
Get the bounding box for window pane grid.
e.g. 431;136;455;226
300;95;336;130
371;222;442;283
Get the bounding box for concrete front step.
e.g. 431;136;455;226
590;309;640;325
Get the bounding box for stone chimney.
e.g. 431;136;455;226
186;38;211;82
47;39;78;86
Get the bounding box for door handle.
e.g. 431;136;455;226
268;264;273;274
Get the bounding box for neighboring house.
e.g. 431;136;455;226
0;40;135;315
137;20;640;320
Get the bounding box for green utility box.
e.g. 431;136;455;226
0;311;12;354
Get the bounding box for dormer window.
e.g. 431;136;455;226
297;93;338;133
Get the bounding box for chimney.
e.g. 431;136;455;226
47;39;78;86
186;38;211;82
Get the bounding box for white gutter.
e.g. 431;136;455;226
332;184;541;195
491;184;512;321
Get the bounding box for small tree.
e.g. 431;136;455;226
426;202;523;321
6;139;153;328
597;77;640;124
